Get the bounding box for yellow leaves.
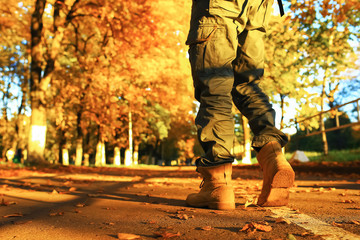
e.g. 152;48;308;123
117;233;141;240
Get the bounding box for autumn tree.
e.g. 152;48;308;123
289;0;360;154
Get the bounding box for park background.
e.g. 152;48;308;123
1;0;360;167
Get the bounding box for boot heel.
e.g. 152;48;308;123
208;202;235;210
261;188;289;207
272;169;295;188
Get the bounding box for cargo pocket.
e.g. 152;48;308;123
186;24;236;76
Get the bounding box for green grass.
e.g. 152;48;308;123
284;148;360;162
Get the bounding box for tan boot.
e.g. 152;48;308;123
256;141;295;207
186;163;235;210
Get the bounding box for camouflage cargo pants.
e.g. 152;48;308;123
187;0;288;166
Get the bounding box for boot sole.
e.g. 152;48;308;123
186;201;235;210
259;168;295;207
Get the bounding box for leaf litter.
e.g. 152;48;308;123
240;221;272;233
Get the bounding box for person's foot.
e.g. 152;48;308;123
256;142;295;207
186;163;235;210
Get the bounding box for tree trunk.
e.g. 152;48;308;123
114;146;121;166
133;143;139;165
128;108;133;163
28;106;47;163
95;140;105;166
124;148;132;166
28;0;47;164
241;115;252;164
75;138;83;166
62;148;69;166
320;33;334;156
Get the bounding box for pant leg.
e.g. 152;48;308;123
231;0;288;148
186;2;240;166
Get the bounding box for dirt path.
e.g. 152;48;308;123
0;164;359;240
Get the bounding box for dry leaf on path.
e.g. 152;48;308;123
117;233;141;240
244;198;257;208
3;213;23;218
201;226;212;231
75;203;86;208
49;212;64;216
1;198;17;206
331;221;343;227
69;187;77;192
252;222;272;232
177;214;188;220
349;220;360;225
240;222;272;233
154;231;181;238
275;217;291;224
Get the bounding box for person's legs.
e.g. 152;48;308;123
185;0;242;210
231;0;295;206
232;29;288;150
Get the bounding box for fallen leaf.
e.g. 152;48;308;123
177;214;188;220
75;203;86;208
276;217;291;224
349;220;360;225
49;212;64;216
69;187;77;192
201;226;212;231
300;232;312;237
240;223;256;234
3;213;23;218
252;222;272;232
240;222;272;233
244;198;257;208
117;233;141;240
153;231;180;238
331;221;343;227
51;189;58;194
1;198;17;206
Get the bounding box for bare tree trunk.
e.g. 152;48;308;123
75;138;83;166
128;107;133;163
242;115;252;164
95;132;106;167
114;146;121;166
320;33;334;156
75;112;83;166
133;143;139;165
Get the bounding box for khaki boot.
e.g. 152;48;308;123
186;163;235;210
256;141;295;207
